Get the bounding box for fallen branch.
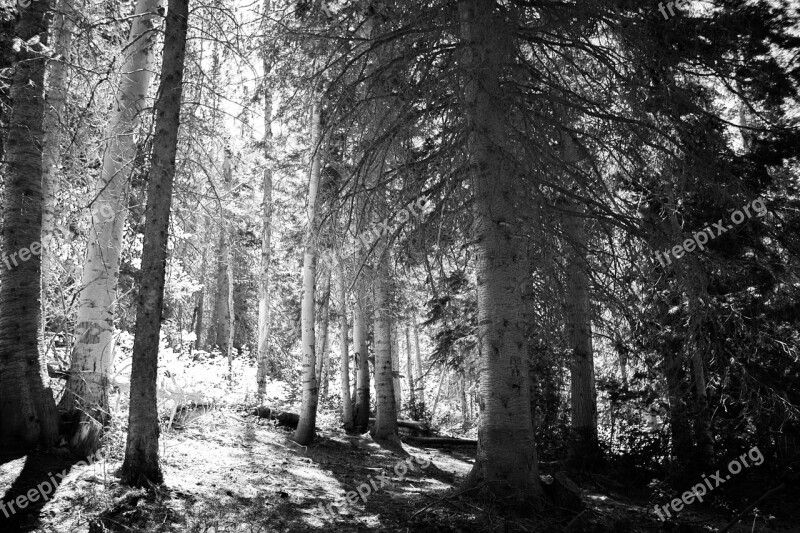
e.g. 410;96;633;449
401;435;477;447
368;417;429;432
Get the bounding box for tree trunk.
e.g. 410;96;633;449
406;326;415;407
293;98;323;445
353;281;370;433
392;322;402;411
59;0;164;453
460;373;469;429
193;238;208;350
119;0;188;486
256;24;273;397
0;0;60;453
211;230;230;352
372;250;398;442
315;268;331;396
225;160;236;382
338;257;353;432
561;201;598;461
413;319;425;411
41;0;76;342
459;0;540;503
430;369;445;420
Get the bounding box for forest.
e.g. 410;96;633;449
0;0;798;531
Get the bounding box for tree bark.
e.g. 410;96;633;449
413;319;425;411
41;0;77;343
459;0;541;504
560;201;598;461
353;281;370;433
256;9;274;398
337;257;353;431
119;0;188;486
392;322;402;411
0;0;60;453
406;326;415;406
211;230;231;352
315;267;331;396
293;98;323;445
372;250;398;442
59;0;164;453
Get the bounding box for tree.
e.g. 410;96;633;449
120;0;189;486
459;0;541;504
255;0;274;402
337;256;353;432
294;97;323;445
372;250;398;442
59;0;164;454
0;0;59;453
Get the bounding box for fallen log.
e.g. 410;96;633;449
401;435;477;447
368;417;429;432
252;406;299;429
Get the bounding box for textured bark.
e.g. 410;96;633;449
193;237;208;350
338;258;353;431
59;0;164;453
225;155;235;380
391;322;401;410
372;251;398;442
293;99;322;445
256;8;274;398
210;230;231;352
41;0;76;341
460;373;469;429
315;268;331;396
459;0;541;503
413;320;425;411
561;202;598;460
0;0;59;453
353;281;370;433
119;0;188;486
406;326;415;406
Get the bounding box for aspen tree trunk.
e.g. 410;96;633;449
256;73;273;399
293;98;322;445
41;0;77;337
353;282;370;433
430;369;445;420
193;237;208;350
414;320;425;410
338;257;353;431
406;326;415;405
119;0;188;486
392;323;401;411
211;231;230;351
460;373;469;429
0;0;60;453
315;268;331;395
372;250;398;442
59;0;164;452
256;0;273;398
561;203;598;460
459;0;540;502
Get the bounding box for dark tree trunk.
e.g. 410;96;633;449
0;0;59;453
120;0;188;486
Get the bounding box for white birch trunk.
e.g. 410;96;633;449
293;98;322;445
59;0;164;437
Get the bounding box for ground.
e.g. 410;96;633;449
0;406;797;532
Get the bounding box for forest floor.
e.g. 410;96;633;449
0;405;797;533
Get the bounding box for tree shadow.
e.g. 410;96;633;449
0;451;80;531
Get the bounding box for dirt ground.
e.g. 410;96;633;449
0;407;796;532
